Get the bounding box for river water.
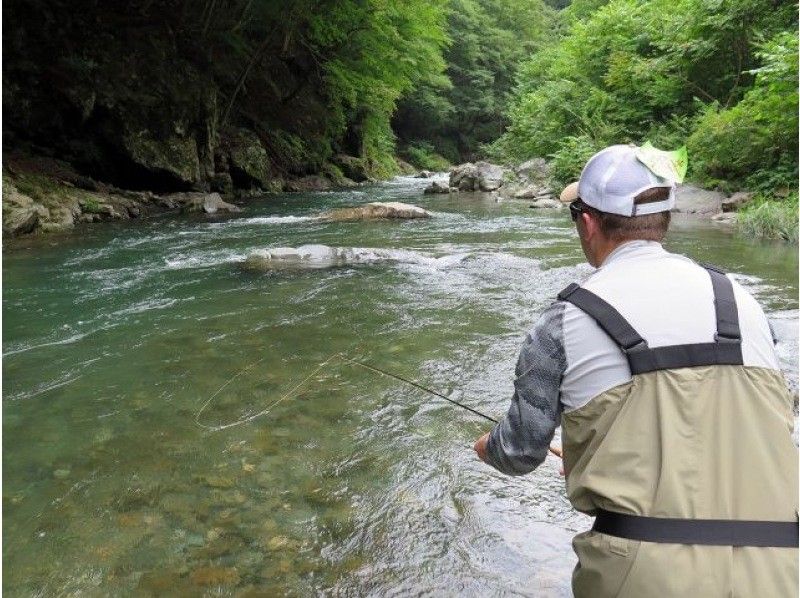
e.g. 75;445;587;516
3;176;798;596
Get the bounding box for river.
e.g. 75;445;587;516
3;176;798;596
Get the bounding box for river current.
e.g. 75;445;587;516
3;176;798;596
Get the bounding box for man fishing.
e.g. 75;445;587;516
473;144;798;596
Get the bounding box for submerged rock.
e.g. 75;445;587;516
190;566;240;587
318;201;430;222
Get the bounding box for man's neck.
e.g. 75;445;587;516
596;239;662;268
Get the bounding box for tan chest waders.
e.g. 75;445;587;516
557;264;798;597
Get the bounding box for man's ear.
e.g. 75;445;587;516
580;211;597;239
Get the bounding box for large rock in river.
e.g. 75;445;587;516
449;161;505;191
242;245;400;271
318;202;430;222
423;180;452;194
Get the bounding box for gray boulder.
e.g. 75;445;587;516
515;158;551;184
514;185;552;199
674;184;726;216
721;191;755;213
2;182;46;235
122;128;201;188
243;245;397;271
162;192;241;214
224;128;272;189
318;202;430;222
476;161;504;191
285;176;332;193
423;180;452;194
449;161;505;191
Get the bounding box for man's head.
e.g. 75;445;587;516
561;145;676;267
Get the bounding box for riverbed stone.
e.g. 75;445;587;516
189;565;240;586
39;205;76;232
319;201;430;222
162;192;241;214
711;212;738;224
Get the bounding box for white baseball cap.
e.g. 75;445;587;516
561;144;676;216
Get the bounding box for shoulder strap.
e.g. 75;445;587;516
557;263;743;374
557;283;648;353
701;263;741;342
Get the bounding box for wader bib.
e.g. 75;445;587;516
557;265;798;597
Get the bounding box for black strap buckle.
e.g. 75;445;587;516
622;339;649;354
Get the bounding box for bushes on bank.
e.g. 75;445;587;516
738;193;799;243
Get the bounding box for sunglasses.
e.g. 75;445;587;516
569;199;593;222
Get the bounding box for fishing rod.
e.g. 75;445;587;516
342;356;498;423
342;356;561;458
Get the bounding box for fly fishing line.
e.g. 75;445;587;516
195;351;560;461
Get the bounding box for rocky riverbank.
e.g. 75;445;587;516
3;149;758;240
1;152;378;238
423;159;756;221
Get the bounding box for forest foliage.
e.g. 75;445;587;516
4;0;798;231
487;0;798;198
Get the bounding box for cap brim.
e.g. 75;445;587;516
560;181;579;203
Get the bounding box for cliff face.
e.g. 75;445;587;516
3;0;447;195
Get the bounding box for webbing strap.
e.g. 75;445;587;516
557;264;744;372
703;263;741;342
593;509;799;547
627;342;743;374
557;284;647;352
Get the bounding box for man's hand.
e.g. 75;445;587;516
474;432;491;463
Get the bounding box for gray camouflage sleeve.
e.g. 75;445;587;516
484;301;566;476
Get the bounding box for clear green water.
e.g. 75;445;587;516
3;178;798;596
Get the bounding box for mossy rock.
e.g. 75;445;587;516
122;129;201;187
225;128;272;189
